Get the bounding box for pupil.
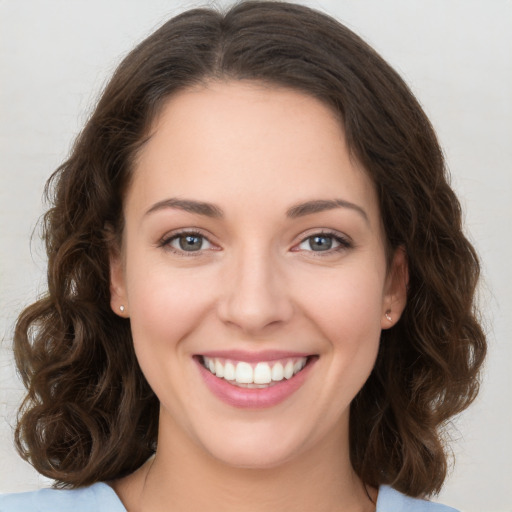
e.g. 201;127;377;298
179;235;202;251
311;235;332;251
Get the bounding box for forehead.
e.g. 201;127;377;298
128;80;379;223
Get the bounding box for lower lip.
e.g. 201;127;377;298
195;357;316;409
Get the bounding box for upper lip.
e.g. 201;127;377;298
197;350;313;363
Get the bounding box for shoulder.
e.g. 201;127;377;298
377;485;459;512
0;482;126;512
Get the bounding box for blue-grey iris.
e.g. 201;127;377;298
310;235;332;251
179;235;203;251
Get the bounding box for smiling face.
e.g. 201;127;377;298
110;81;407;470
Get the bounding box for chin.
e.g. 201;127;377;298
196;423;305;470
208;443;297;470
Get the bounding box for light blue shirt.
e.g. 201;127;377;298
0;482;459;511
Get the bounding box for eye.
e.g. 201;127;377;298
162;232;213;253
296;232;351;253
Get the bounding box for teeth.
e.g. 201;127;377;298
235;362;253;384
224;361;235;381
284;361;294;379
202;356;308;386
215;359;224;378
271;362;284;381
254;362;272;384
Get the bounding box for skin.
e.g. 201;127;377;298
110;81;407;512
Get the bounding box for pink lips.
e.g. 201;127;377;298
195;351;316;409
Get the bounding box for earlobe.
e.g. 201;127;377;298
381;247;408;329
109;249;129;317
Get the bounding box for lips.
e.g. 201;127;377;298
194;351;317;408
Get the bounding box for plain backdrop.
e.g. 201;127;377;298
1;1;511;511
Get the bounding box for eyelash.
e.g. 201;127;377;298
293;230;353;255
158;229;353;257
158;229;213;257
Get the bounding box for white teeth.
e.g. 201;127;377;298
271;362;284;381
284;361;294;379
235;362;253;384
215;359;224;378
253;362;272;384
224;361;236;381
202;356;308;386
294;359;306;373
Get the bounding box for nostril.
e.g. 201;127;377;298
217;294;294;334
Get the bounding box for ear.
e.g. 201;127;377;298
381;247;408;329
109;245;129;318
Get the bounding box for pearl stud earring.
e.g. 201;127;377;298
385;310;392;322
120;305;125;313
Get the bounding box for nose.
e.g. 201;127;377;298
217;247;294;335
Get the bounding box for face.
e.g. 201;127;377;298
110;81;407;470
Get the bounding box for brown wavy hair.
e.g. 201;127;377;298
13;0;486;496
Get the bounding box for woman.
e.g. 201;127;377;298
1;1;486;511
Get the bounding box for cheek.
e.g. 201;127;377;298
126;263;218;353
293;261;385;398
282;262;386;430
296;263;386;344
125;265;220;413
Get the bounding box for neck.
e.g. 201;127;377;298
114;411;375;512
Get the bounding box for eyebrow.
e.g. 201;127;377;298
144;197;368;223
145;198;224;218
286;199;369;223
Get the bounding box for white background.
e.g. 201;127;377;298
1;1;511;511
